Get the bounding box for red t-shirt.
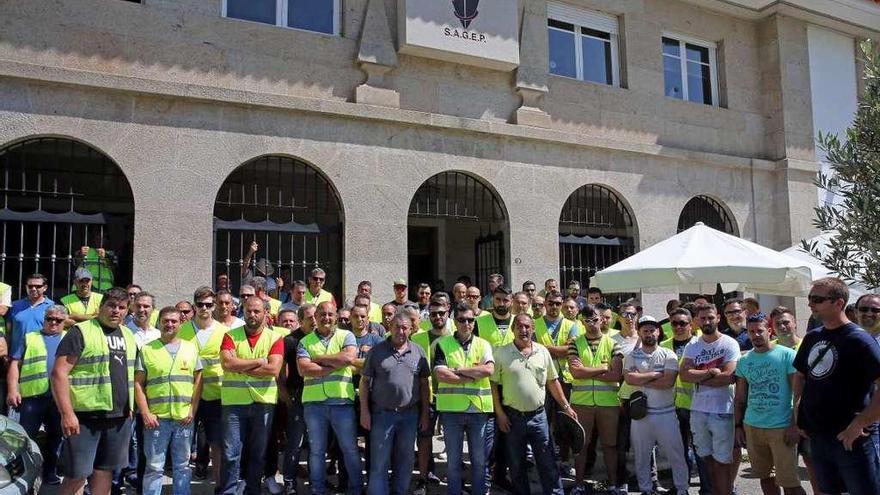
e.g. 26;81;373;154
221;330;284;356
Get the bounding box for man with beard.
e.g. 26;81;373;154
52;288;137;495
660;307;710;494
412;298;452;493
734;314;804;495
416;283;432;321
475;286;515;490
219;297;284;495
625;316;689;495
492;313;576;495
793;278;880;494
681;304;741;495
360;313;430;495
854;293;880;341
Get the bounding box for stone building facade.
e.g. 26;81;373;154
0;0;877;311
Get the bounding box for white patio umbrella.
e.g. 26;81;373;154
589;223;815;296
781;232;872;302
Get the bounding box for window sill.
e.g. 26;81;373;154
548;73;627;91
221;14;339;38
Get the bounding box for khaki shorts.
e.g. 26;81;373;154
573;405;619;449
744;424;801;488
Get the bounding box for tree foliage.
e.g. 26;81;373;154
805;40;880;289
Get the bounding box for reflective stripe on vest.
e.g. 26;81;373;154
178;320;229;401
20;331;66;398
221;328;280;406
475;312;513;348
435;335;493;413
141;339;198;420
60;293;103;318
660;337;694;410
571;334;620;407
301;330;355;403
534;318;578;383
69;320;136;412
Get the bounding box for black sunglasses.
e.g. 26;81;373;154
808;295;834;304
858;306;880;314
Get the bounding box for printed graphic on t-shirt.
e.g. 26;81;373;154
692;347;727;370
107;334;127;366
806;341;837;379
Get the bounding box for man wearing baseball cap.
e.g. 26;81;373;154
387;279;415;309
61;268;104;327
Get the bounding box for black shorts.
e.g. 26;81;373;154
60;416;133;479
196;399;223;444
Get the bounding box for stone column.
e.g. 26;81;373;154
512;0;551;127
354;0;400;108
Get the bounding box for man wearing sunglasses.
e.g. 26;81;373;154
793;278;880;495
61;268;103;327
7;303;68;485
854;294;880;340
179;287;229;486
433;303;495;495
303;268;335;307
661;307;711;495
722;299;752;352
8;273;54;366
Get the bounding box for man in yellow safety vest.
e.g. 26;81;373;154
134;306;203;495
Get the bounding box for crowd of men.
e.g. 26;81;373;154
0;262;879;495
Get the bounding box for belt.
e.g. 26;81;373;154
379;405;418;413
504;405;544;417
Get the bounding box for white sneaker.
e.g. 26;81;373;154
264;477;283;495
235;480;246;495
617;484;629;494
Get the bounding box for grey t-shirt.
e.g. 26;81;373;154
624;346;679;413
362;339;429;410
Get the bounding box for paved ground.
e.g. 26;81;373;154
39;437;816;494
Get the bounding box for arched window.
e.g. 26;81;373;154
214;155;343;298
0;137;134;298
559;184;637;294
408;171;509;295
678;195;737;235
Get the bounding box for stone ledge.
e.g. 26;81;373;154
0;58;783;172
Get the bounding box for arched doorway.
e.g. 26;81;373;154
408;171;509;295
0;137;135;299
678;195;738;235
558;184;637;304
214;155;343;299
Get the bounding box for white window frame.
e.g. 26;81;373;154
222;0;341;36
547;3;620;87
662;31;719;106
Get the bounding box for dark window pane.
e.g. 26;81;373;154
549;28;577;78
581;27;610;40
549;19;574;32
687;61;713;104
289;0;335;34
662;37;680;57
685;43;710;64
227;0;276;25
582;37;612;85
664;55;683;99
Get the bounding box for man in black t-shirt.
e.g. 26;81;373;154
52;288;134;495
794;278;880;495
277;304;313;494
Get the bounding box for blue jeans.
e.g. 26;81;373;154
142;419;193;495
303;403;362;495
442;412;489;495
283;400;306;482
810;430;880;495
367;409;419;495
18;395;62;481
221;404;275;495
504;408;562;495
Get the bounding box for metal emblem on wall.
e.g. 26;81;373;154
452;0;480;29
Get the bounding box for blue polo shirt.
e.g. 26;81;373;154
9;297;54;359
